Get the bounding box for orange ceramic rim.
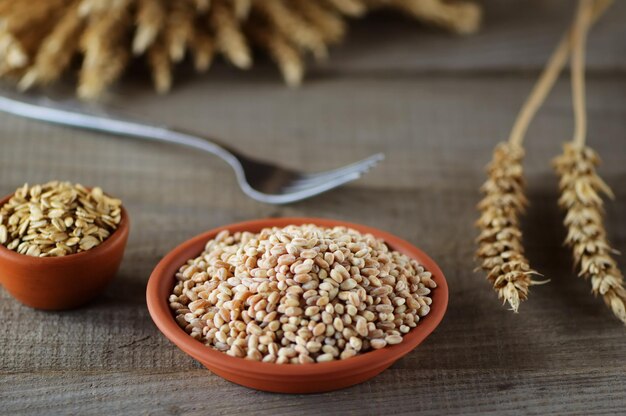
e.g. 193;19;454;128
147;217;448;378
0;192;129;264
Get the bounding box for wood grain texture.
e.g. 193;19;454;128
1;0;625;415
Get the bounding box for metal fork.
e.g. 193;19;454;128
0;90;384;204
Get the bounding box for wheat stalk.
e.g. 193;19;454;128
0;0;481;99
553;0;625;324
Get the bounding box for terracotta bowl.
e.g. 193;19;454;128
147;218;448;393
0;193;130;310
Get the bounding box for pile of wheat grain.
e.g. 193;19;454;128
169;224;436;363
0;181;122;257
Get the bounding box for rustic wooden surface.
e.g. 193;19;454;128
1;1;625;414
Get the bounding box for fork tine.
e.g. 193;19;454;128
289;153;384;187
283;157;381;193
284;153;384;190
275;172;364;203
301;153;384;180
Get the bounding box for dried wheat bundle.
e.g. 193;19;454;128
553;144;626;323
0;0;481;99
476;142;541;312
553;0;625;324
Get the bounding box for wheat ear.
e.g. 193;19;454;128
476;142;541;312
554;144;626;323
553;0;625;324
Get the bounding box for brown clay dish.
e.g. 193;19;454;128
0;193;130;310
147;217;448;393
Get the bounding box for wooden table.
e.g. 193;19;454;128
1;1;625;414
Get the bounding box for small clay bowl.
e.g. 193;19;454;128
147;218;448;393
0;192;130;310
147;217;448;393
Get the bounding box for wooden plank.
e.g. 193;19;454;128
2;368;625;415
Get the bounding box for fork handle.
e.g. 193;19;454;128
0;95;240;169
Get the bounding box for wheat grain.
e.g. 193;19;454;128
169;224;436;363
0;181;122;257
